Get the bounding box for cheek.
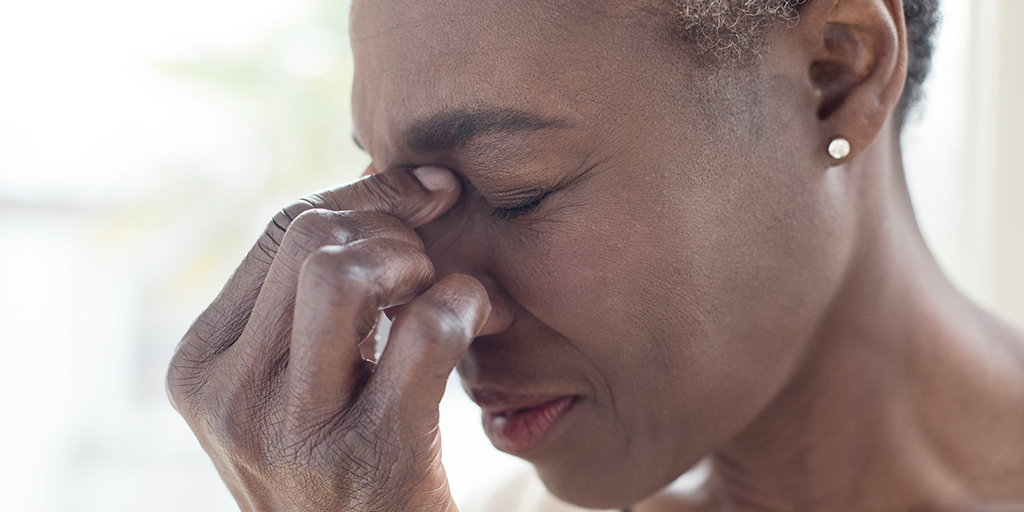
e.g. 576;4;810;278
478;143;854;505
496;207;709;419
503;217;650;346
498;159;851;430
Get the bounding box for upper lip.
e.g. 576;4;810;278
468;388;576;416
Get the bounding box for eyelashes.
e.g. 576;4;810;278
490;191;551;221
450;172;556;222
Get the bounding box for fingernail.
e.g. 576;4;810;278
412;166;459;192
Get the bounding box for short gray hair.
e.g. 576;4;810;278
670;0;941;122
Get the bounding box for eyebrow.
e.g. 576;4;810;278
402;107;571;153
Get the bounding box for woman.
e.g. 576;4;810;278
167;0;1024;510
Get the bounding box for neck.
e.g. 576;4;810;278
650;124;1024;511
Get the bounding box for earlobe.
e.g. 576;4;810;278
828;136;852;159
799;0;907;162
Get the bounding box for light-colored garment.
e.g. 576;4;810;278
459;460;711;512
460;469;617;512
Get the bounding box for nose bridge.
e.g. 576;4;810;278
418;214;486;277
417;218;516;336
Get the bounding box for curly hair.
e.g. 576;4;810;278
671;0;941;122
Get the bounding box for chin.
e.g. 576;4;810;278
523;419;716;510
534;467;652;510
530;448;695;510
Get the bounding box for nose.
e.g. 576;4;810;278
415;206;516;337
471;275;516;335
361;163;515;336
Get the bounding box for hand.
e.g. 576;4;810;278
167;166;491;512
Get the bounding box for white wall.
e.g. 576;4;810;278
0;0;1020;510
902;0;1024;329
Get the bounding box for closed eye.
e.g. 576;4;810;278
491;191;551;221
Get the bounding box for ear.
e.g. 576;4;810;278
783;0;908;164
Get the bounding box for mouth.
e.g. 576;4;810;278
476;393;579;456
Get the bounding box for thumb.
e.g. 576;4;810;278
368;274;491;423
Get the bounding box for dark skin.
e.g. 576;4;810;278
167;0;1024;510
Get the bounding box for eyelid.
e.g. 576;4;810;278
490;189;552;221
460;170;573;222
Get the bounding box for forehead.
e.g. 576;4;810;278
349;0;681;154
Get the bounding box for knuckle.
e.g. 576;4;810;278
348;237;430;273
168;379;270;471
300;246;379;298
282;210;419;271
287;208;335;242
405;295;473;348
300;191;330;210
194;302;251;357
201;380;274;461
353;238;435;284
260;189;426;271
259;200;318;256
299;243;429;339
355;173;411;214
278;209;339;269
166;354;204;413
337;210;424;250
166;328;221;412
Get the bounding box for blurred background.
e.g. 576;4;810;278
0;0;1020;510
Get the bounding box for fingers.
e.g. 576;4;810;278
321;165;461;229
264;165;459;267
368;274;491;423
168;166;474;512
259;166;459;277
282;238;437;426
175;166;460;372
209;210;422;385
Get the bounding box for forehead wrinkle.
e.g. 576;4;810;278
402;107;571;154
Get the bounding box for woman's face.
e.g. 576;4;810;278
351;0;856;507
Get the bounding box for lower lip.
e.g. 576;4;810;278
482;396;577;455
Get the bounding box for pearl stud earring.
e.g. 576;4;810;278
828;137;851;159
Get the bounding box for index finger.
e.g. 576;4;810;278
260;165;460;272
177;165;460;367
